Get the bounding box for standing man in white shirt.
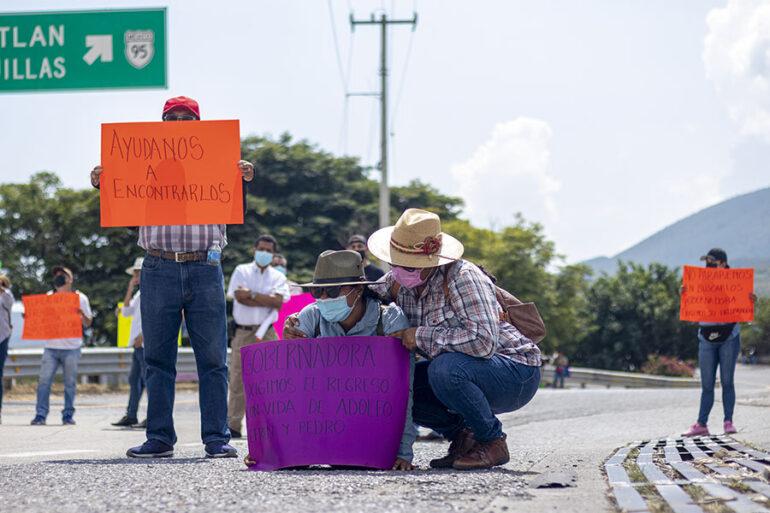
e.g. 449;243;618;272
113;257;147;428
31;266;93;426
226;235;290;438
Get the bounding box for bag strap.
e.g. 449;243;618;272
377;305;385;336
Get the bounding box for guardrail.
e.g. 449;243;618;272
540;365;701;388
4;347;201;383
4;348;701;389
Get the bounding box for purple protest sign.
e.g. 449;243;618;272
241;336;410;471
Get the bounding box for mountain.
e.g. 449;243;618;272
583;187;770;294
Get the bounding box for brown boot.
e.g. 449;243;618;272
429;428;477;469
452;434;510;470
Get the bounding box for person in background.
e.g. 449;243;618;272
112;257;147;429
347;234;385;282
272;253;303;296
256;250;416;470
226;235;290;439
90;95;255;458
0;274;13;425
31;266;93;426
682;248;756;437
552;351;569;389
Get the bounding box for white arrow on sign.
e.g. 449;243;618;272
83;35;114;65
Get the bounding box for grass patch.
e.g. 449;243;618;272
618;451;673;513
683;485;732;513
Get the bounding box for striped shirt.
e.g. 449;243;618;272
137;225;226;252
373;260;542;366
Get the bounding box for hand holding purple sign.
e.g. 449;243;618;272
241;336;410;470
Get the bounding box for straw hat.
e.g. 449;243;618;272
368;208;464;268
300;250;377;287
125;257;144;275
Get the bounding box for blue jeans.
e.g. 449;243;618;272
35;348;81;419
413;353;541;443
0;337;8;411
140;255;229;446
126;347;147;419
697;333;740;426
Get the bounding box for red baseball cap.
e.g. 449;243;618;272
162;96;200;119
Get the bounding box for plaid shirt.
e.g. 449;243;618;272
374;260;541;366
137;225;226;252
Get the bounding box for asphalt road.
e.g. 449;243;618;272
1;365;768;513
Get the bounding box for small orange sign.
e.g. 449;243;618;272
22;293;83;340
99;120;243;227
680;266;754;323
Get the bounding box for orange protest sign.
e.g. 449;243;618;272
99;120;243;227
22;293;83;340
680;265;754;323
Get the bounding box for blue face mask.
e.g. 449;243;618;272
274;265;287;276
316;290;359;323
254;250;273;267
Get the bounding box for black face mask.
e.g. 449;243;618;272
357;250;367;262
705;263;718;268
53;275;67;288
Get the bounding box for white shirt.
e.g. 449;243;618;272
121;291;142;345
227;263;290;326
45;290;92;350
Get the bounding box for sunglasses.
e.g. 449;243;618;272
163;113;197;121
393;265;418;272
310;285;353;299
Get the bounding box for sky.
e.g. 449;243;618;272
1;0;769;264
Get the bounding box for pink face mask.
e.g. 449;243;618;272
392;266;428;289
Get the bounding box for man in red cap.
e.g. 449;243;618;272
90;96;254;459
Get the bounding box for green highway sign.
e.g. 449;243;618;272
0;8;166;92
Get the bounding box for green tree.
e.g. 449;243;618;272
574;262;698;371
0;172;137;343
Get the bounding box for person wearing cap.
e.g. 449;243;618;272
31;266;93;426
112;257;147;429
226;234;290;439
0;274;13;424
89;96;254;458
682;248;755;437
368;208;542;470
251;249;416;470
347;234;385;282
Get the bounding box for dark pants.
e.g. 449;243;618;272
140;255;230;447
126;347;147;419
697;333;740;425
412;352;540;443
0;337;8;411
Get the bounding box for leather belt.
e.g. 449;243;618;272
236;324;260;331
146;249;207;263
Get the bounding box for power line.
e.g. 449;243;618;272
327;0;347;94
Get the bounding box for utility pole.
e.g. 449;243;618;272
350;11;417;229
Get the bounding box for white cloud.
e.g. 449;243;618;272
451;118;560;229
704;0;770;140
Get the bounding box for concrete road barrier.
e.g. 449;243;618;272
541;365;701;388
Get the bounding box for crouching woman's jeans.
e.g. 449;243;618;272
412;352;540;442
